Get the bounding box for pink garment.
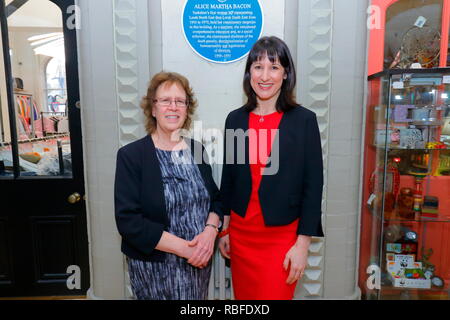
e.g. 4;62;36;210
34;119;44;138
43;116;56;134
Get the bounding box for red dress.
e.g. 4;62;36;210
229;111;299;300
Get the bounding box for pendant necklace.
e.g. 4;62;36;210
255;109;265;123
256;110;269;123
255;106;276;123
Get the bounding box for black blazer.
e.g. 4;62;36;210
220;106;324;237
114;135;222;261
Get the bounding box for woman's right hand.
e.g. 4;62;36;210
218;234;230;259
179;242;202;265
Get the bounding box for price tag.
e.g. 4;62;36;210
414;16;427;28
443;76;450;84
393;81;404;89
367;193;376;206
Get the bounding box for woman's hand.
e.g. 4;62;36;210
218;233;230;259
178;243;196;260
218;215;230;259
283;235;311;284
187;226;217;268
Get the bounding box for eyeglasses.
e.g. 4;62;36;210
153;98;188;108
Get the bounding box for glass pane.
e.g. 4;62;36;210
46;57;67;113
385;0;443;69
359;74;391;300
361;71;450;300
6;0;72;177
0;16;13;178
380;72;450;299
448;21;450;66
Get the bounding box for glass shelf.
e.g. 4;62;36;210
385;217;450;223
359;68;450;301
380;285;450;300
373;145;450;151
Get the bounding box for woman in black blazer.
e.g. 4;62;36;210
218;36;324;300
114;72;221;300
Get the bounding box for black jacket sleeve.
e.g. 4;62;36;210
200;143;223;220
297;113;324;237
114;147;165;255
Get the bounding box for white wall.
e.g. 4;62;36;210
78;0;125;299
322;0;368;299
79;0;368;300
8;27;58;111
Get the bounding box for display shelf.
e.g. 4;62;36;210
374;146;450;151
359;68;450;301
380;286;450;300
381;285;449;292
384;217;450;223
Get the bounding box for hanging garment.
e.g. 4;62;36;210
57;117;69;133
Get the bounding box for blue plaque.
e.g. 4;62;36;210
182;0;264;63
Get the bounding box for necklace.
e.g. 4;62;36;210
153;132;183;150
254;109;275;123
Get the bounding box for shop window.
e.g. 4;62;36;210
384;0;443;69
45;56;66;113
1;0;72;177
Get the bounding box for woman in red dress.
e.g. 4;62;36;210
218;36;324;300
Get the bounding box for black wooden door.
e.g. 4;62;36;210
0;0;89;297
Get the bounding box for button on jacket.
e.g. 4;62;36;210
114;136;222;261
220;106;324;237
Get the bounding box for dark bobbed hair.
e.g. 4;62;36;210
243;36;300;112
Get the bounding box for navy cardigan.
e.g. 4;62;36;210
220;106;324;237
114;135;222;261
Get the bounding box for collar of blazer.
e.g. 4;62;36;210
139;135;213;226
143;134;207;164
228;106;299;175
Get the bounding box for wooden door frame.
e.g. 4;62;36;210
0;0;89;297
0;0;20;178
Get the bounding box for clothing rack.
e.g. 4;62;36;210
0;133;69;147
40;111;69;136
14;92;39;139
41;111;67;116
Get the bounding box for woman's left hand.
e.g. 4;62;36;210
283;240;310;285
187;226;217;268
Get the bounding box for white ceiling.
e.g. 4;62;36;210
6;0;62;28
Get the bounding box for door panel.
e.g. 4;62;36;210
0;0;89;297
0;217;13;286
31;216;77;283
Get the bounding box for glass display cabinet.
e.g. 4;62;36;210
359;68;450;300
